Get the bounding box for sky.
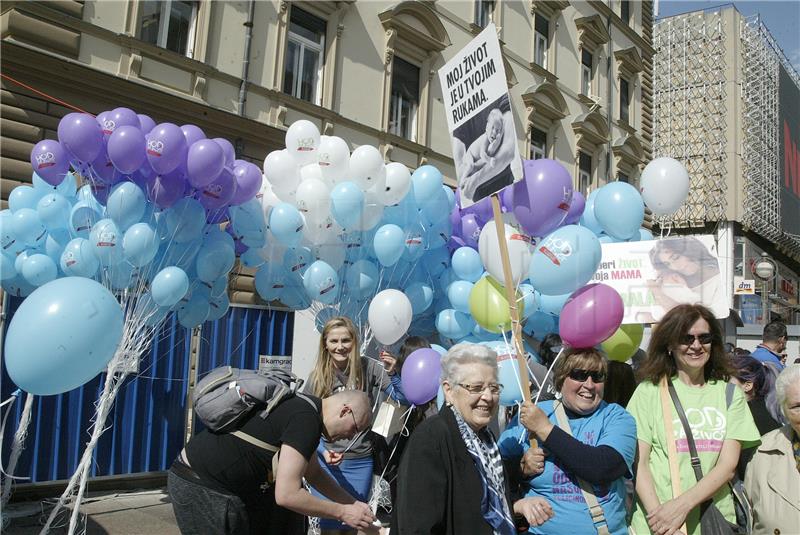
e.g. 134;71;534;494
657;0;800;73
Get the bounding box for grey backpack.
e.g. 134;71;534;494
193;366;307;433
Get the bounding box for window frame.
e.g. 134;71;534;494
388;56;421;142
283;6;327;106
530;127;547;160
618;171;630;183
620;0;632;25
475;0;495;29
578;151;593;194
620;77;631;124
138;0;199;58
533;14;549;69
581;49;593;96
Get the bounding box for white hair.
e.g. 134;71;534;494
776;363;800;419
440;343;498;385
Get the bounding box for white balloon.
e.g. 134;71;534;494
478;220;534;287
304;213;340;245
258;179;281;221
374;162;411;206
263;149;300;189
285;120;320;165
368;289;413;345
311;237;346;271
317;136;350;184
272;181;297;204
640;157;690;216
349;145;385;190
295;177;331;224
350;190;384;231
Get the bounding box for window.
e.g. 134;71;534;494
581;49;593;96
389;57;420;141
620;0;631;25
579;151;592;193
618;172;629;183
475;1;495;28
139;0;197;57
620;78;630;123
283;7;326;104
530;127;547;160
534;15;549;68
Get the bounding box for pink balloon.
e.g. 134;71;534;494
559;284;624;348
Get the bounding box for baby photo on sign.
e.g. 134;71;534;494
452;94;517;203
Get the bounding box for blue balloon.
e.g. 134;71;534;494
451;247;483;282
76;184;104;212
165;198;206;243
598;234;618;244
279;282;312;310
427;218;452;250
151;266;189;306
1;210;25;255
422;246;450;278
21;254;57;286
44;230;69;265
106;181;146;230
240;247;265;268
579;189;604;235
254;263;288;302
523;311;559;338
345;259;379;299
123;223;158;267
134;291;170;327
330;181;364;229
1;273;37;297
177;291;210;328
420;187;450;226
497;357;526;406
9;185;44;211
315;306;340;332
69;200;102;239
196;241;235;283
518;283;537;319
33;171;77;198
436;308;475;339
638;228;654;241
12;208;46;248
412;165;444;206
402;222;427;262
442;185;456;211
594;182;644;240
230;198;267;247
283;246;313;277
107;260;136;290
37;193;71;231
269;202;304;247
529;225;601;295
447;280;474;313
431;343;447;356
303;260;339;304
4;277;124;395
1;251;17;280
373;224;405;267
207;292;230;321
152;237;201;274
60;237;100;277
90;218;123;266
406;281;434;315
535;290;571;316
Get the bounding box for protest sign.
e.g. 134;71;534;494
438;23;522;207
594;235;729;323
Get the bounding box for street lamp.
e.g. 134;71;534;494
752;252;777;325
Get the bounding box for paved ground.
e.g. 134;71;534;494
3;488;179;535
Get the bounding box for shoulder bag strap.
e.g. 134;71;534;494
666;380;704;483
553;401;611;535
659;376;688;535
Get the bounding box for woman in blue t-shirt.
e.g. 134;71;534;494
499;348;637;535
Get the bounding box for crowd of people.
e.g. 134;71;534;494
167;310;800;535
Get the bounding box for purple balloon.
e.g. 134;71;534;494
129;169;151;190
500;186;515;213
564;190;586;225
146;169;186;209
462;195;494;223
107;125;146;174
459;213;482;249
230;162;263;205
197;169;236;210
138;114;156;135
186;139;225;188
146;123;188;175
181;125;206;147
98;107;139;138
449;206;462;234
57;113;104;163
447;235;467;253
559;284;624;348
400;348;442;405
96;110;112;134
512;159;573;237
89;150;122;185
30;140;70;186
213;138;235;169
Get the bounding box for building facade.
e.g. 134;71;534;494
653;5;800;325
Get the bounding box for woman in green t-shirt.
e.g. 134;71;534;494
627;304;760;535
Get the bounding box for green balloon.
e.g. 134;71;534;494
600;323;644;362
468;276;524;333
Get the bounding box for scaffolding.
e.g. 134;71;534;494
740;14;800;258
653;10;728;228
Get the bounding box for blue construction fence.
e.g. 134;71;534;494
0;297;293;483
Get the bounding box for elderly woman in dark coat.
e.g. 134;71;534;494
391;343;552;535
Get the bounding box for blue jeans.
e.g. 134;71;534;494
310;452;373;530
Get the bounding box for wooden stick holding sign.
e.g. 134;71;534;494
489;194;536;448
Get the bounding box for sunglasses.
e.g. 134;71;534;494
678;333;714;346
567;369;606;383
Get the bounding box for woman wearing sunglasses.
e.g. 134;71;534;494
498;347;637;535
626;304;760;535
392;343;553;535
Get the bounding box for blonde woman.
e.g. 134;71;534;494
304;316;407;534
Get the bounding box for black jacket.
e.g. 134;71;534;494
390;405;512;535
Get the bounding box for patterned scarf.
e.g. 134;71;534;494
451;406;515;535
792;429;800;474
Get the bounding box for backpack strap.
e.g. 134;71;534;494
230;431;279;453
553;401;611;535
725;381;735;409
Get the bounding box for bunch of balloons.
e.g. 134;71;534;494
1;107;264;395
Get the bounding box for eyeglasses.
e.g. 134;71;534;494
457;383;504;396
678;333;714;346
567;369;606;383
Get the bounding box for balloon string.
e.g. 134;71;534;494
1;73;92;115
